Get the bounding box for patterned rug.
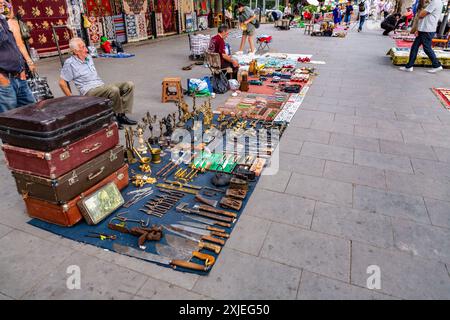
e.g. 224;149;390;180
87;16;103;46
125;14;139;41
432;88;450;109
104;16;116;40
113;15;127;43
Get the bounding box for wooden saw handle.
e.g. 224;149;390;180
201;235;225;245
214;221;232;228
199;241;222;254
206;226;226;233
211;231;230;239
171;260;209;271
192;251;216;266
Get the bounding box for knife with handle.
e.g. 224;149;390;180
165;234;222;254
155;243;216;267
168;225;226;245
113;243;209;271
163;226;224;251
172;223;230;239
195;204;238;218
188;215;232;228
179;221;226;233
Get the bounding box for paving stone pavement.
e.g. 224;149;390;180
0;22;449;299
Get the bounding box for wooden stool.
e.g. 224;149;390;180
161;77;183;103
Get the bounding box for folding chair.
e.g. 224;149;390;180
204;51;233;78
256;35;272;53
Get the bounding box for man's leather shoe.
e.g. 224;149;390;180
117;122;124;130
117;114;137;126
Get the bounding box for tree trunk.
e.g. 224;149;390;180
438;0;450;37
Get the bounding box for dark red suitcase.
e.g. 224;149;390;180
12;145;125;204
0;96;115;151
23;164;129;227
2;122;119;179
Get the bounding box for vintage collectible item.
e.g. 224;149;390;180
77;182;125;225
108;223;163;248
22;164;129;226
219;197;243;211
113;243;210;271
164;232;222;254
2;123;119;179
155;243;215;267
0;96;114;151
171;224;230;239
164;225;225;245
12;146;125;203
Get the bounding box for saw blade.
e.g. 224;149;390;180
113;244;170;265
170;224;210;236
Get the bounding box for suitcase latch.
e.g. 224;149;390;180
110;150;118;162
68;171;79;186
106;129;114;138
60;151;70;161
44;153;52;161
118;173;124;180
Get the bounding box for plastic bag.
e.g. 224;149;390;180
228;79;240;91
211;73;230;94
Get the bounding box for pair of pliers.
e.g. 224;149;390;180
85;232;117;241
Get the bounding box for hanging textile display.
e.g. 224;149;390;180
156;0;176;34
85;0;113;16
110;0;124;15
113;14;127;43
181;0;194;32
103;16;116;40
66;0;83;38
122;0;147;14
125;14;138;40
155;12;164;36
87;15;103;46
12;0;71;57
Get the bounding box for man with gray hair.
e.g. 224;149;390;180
59;38;136;129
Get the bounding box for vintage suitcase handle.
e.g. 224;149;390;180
88;166;105;181
82;143;102;154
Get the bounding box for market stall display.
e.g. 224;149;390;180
0;49;319;274
387;47;450;68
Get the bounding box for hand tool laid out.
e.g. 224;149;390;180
85;232;117;240
165;233;221;254
195;194;218;207
176;203;235;224
219;196;243;211
179;221;226;233
187;215;232;228
108;222;163;249
156;183;199;195
193;204;238;218
140;191;185;218
164;225;225;245
163;224;225;246
123;188;154;208
113;243;210;272
155;243;215;267
172;223;229;239
111;211;150;227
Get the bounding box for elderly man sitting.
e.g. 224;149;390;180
59;38;136;129
208;24;240;79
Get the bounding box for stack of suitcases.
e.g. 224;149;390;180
0;96;129;227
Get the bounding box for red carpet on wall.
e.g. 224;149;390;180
156;0;176;33
85;0;113;17
12;0;70;56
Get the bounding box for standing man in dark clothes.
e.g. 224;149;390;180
0;9;35;112
381;13;401;35
343;1;354;27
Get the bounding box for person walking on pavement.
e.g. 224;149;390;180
358;0;369;32
399;0;444;74
236;3;257;54
343;1;354;28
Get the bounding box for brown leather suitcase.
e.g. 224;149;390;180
0;96;115;151
12;145;125;204
23;164;129;227
2;123;119;179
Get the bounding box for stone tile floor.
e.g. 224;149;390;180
0;21;449;299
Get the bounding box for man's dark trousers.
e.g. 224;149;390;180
405;32;442;69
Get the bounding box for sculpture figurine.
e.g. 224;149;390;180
135;122;148;154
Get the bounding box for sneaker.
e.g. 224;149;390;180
399;66;413;72
427;66;443;73
235;51;243;55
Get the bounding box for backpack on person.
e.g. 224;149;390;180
358;1;366;12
